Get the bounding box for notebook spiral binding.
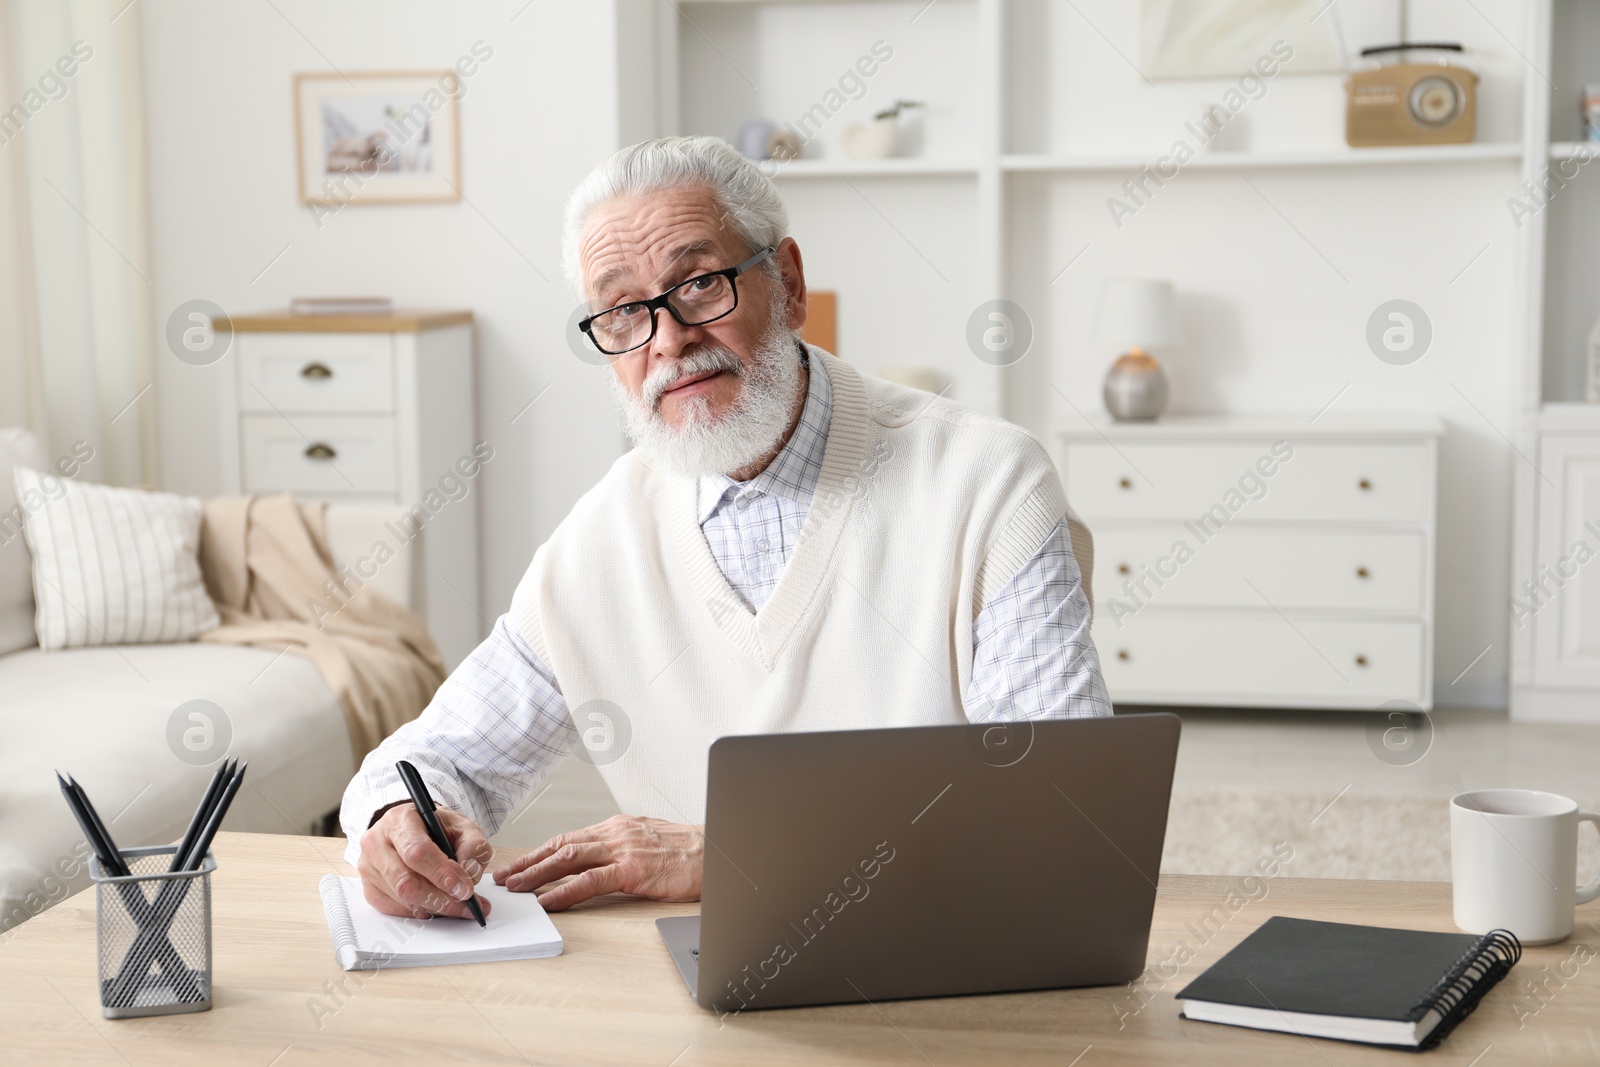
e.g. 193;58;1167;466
1410;928;1522;1051
319;877;360;963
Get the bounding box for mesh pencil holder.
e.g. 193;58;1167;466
89;845;216;1019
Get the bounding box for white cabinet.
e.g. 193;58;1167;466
236;333;396;414
218;310;483;669
1060;415;1443;711
239;414;400;496
1527;432;1600;692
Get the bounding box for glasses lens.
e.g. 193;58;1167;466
667;273;735;325
589;304;653;354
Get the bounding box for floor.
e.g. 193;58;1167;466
1158;705;1600;880
1165;705;1599;801
490;705;1600;883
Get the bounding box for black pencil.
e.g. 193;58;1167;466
56;772;124;876
170;760;233;873
180;761;246;871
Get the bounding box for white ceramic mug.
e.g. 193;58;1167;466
1451;789;1600;945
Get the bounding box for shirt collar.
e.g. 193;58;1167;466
696;344;833;524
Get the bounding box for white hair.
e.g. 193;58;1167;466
562;136;789;300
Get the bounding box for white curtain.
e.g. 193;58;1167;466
0;0;156;487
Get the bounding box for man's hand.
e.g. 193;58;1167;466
491;815;703;911
358;804;494;921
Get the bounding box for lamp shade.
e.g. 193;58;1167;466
1091;278;1185;349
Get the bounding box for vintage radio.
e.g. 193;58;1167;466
1346;43;1477;147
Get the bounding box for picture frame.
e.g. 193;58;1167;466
293;70;462;205
1139;0;1345;79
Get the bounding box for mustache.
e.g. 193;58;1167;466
641;347;744;410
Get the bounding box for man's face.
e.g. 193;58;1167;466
579;185;803;430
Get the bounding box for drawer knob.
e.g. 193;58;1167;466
304;442;338;461
1116;649;1130;661
1117;563;1131;575
1354;654;1369;667
1356;566;1370;579
1118;477;1133;490
1358;478;1372;491
300;362;334;380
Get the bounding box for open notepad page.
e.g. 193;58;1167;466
320;874;564;970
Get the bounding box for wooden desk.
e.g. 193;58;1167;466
1;832;1594;1065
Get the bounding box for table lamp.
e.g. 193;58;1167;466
1092;278;1184;421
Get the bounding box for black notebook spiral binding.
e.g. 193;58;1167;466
1176;917;1523;1050
1410;928;1522;1050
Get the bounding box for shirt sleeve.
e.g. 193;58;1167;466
339;612;577;865
967;519;1112;722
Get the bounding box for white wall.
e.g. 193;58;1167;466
141;0;624;623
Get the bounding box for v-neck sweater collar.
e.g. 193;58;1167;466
669;346;869;668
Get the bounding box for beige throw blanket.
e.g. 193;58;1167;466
197;494;446;761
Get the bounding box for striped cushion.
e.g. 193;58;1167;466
12;468;219;649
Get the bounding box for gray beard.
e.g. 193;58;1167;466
609;288;804;480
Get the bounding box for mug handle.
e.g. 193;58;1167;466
1579;810;1600;906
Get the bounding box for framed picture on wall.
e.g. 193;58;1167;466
1139;0;1345;78
294;70;462;205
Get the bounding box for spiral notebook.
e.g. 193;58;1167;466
318;875;564;970
1176;916;1521;1050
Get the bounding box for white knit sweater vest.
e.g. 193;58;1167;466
510;349;1073;823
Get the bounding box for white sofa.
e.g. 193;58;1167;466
0;429;416;934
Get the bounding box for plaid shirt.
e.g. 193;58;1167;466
342;357;1109;852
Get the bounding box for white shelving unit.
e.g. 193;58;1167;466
1002;143;1524;172
615;0;1563;714
1508;0;1600;722
620;0;1533;423
768;158;979;178
1550;141;1598;159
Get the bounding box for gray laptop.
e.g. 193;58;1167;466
657;713;1181;1013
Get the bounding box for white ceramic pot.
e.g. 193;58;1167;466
842;117;899;161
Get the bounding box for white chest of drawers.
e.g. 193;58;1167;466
217;310;483;669
1059;415;1443;711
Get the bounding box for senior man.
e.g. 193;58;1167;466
340;136;1110;921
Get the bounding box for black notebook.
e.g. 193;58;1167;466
1175;917;1520;1050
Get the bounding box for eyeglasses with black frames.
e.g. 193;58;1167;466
579;245;777;356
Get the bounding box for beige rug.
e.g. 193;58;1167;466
1162;788;1600;882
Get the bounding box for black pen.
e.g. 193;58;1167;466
396;760;485;927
